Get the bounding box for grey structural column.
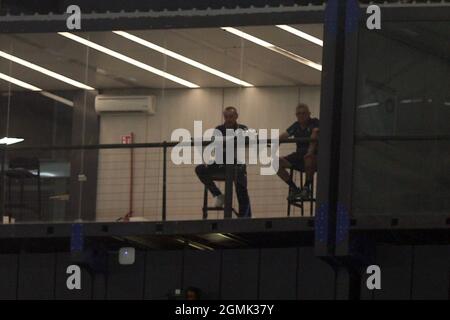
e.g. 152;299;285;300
315;0;347;258
315;0;377;300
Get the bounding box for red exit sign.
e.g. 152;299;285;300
121;134;133;144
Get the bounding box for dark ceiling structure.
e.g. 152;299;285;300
2;0;449;15
1;0;326;15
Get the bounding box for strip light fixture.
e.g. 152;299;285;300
0;72;74;107
221;27;322;71
113;31;254;87
0;137;24;145
0;72;41;91
40;91;74;106
58;32;200;88
275;25;323;47
357;102;380;109
0;50;94;90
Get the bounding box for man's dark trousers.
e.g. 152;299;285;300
195;163;252;217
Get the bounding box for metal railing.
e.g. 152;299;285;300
0;137;316;222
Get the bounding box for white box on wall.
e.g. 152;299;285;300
95;95;156;115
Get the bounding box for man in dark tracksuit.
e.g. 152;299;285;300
277;103;319;200
195;106;252;218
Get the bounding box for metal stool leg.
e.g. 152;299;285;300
287;168;294;217
20;178;25;221
300;172;304;217
310;177;314;217
37;168;41;220
7;177;11;209
202;186;208;219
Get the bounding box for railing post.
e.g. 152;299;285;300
224;163;234;219
162;141;167;221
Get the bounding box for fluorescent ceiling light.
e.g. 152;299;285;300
276;25;323;47
400;98;433;104
357;102;380;109
58;32;200;88
39;172;57;178
40;91;74;107
113;31;254;87
221;27;322;71
0;72;41;91
175;238;213;251
0;137;24;145
0;72;74;107
400;99;423;104
0;50;94;90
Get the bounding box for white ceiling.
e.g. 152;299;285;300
0;24;323;92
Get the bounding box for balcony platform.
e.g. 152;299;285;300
0;215;448;252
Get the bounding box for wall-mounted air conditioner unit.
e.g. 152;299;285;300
95;95;156;114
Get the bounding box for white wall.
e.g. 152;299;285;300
96;86;320;221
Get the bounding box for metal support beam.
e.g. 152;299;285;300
315;0;347;257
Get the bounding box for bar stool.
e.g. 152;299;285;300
5;157;42;221
202;173;238;219
287;168;316;217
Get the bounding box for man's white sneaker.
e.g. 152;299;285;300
214;194;225;208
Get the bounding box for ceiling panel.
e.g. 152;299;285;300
0;24;323;92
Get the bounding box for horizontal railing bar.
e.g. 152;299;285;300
3;135;449;151
355;135;450;142
1;137;316;151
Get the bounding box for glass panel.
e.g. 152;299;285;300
1;23;324;223
353;22;450;216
